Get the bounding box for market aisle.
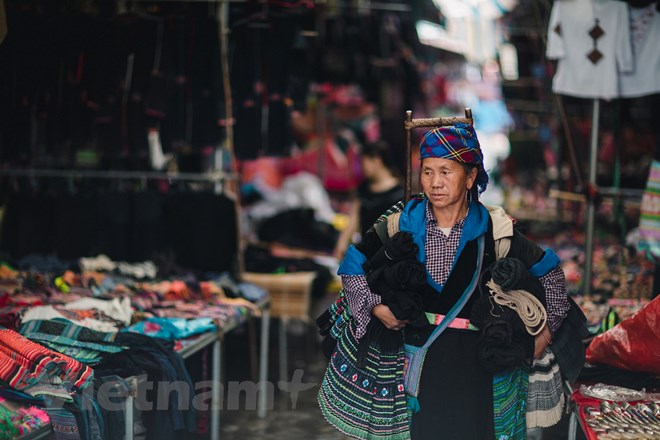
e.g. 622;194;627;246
221;298;351;440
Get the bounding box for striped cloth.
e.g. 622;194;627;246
0;328;93;392
318;292;410;440
45;405;81;440
19;318;117;343
638;160;660;258
526;349;565;428
493;365;529;440
20;332;123;364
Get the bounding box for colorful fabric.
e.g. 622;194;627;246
0;399;19;439
424;312;477;330
418;123;489;193
0;306;24;331
638;159;660;259
20;332;123;364
318;314;410;440
526;349;564;428
419;123;483;164
0;328;93;392
123;317;217;340
0;396;50;439
19;318;116;343
493;365;529;440
45;405;81;440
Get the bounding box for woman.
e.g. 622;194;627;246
333;141;404;260
319;123;570;439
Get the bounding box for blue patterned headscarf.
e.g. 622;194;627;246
419;123;489;194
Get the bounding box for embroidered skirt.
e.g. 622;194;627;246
318;320;410;440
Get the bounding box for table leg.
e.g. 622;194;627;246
279;317;288;385
211;338;222;440
568;406;577;440
125;395;134;440
258;307;271;418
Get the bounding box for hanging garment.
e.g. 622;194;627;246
620;4;660;97
546;0;633;100
638;159;660;258
0;0;6;45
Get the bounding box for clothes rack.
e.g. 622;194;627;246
0;169;234;182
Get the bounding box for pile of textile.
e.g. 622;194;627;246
471;257;564;429
0;255;269;440
470;258;544;373
358;232;428;363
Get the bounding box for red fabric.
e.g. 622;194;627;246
585;296;660;374
239;157;285;190
285;139;360;191
0;328;93;391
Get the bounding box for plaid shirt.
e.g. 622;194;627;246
342;200;569;339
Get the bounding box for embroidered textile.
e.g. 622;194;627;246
318;318;410;440
493;366;529;440
526;349;565;428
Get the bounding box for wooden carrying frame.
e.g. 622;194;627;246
404;108;474;202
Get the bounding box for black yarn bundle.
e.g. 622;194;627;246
490;257;547;307
470;257;546;373
358;232;429;365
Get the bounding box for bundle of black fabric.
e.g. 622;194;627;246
357;231;429;365
470;257;546;373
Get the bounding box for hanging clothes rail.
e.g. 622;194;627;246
108;0;411;11
0;169;234;182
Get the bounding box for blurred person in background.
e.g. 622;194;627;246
333;140;404;259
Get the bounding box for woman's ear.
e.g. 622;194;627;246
467;167;478;190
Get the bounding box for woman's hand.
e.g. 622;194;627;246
372;304;409;331
533;325;552;359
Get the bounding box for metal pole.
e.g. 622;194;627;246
405;110;413;202
211;338;222;440
257;306;271;418
278;318;288;385
125;395;134;440
584;98;600;295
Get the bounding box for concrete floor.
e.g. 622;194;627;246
220;318;349;440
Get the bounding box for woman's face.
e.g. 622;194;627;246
420;158;477;211
361;155;380;180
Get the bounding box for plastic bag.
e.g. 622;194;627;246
579;383;646;402
585;296;660;375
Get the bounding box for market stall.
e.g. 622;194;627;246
0;257;272;440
